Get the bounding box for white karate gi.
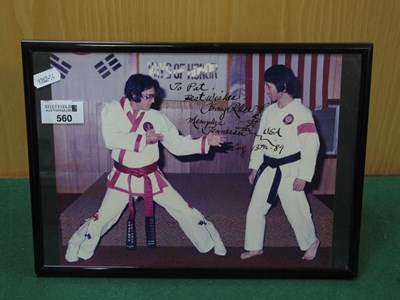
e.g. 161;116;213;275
65;98;226;262
244;99;320;251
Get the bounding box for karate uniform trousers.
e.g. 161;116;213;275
244;99;319;252
65;98;226;262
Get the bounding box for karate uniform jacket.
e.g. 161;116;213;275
249;99;320;182
101;98;210;195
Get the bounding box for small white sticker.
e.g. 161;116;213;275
33;68;61;88
40;100;84;124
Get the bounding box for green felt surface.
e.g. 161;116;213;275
0;176;399;299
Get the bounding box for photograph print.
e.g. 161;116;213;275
22;42;372;278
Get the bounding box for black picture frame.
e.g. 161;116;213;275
21;41;373;279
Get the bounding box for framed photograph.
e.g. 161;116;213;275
22;41;372;279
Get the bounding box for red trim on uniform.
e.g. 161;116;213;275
113;161;159;217
134;134;143;152
154;170;169;190
117;97;129;164
297;123;317;135
118;150;126;164
129;111;145;133
107;170;121;189
120;96;147;155
120;96;126;108
121;96;146;133
126;111;136;128
107;170;170;197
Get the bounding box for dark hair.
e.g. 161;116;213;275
124;74;160;102
264;65;297;97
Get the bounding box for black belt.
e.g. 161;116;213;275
251;152;301;205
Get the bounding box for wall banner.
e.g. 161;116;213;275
139;53;228;101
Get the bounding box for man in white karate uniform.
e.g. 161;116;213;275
241;65;320;261
66;74;227;262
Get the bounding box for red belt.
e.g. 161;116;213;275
113;161;157;218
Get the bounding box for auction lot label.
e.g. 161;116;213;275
40;100;84;124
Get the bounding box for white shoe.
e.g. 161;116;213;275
214;241;227;256
65;253;79;263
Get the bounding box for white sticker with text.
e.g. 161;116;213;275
33;68;61;88
40;100;84;124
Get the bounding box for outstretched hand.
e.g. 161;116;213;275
207;133;227;147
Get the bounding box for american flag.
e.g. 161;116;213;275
245;53;342;110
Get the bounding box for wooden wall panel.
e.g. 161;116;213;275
54;101;113;193
1;0;400;176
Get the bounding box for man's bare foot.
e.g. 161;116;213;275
240;250;263;260
302;239;320;260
